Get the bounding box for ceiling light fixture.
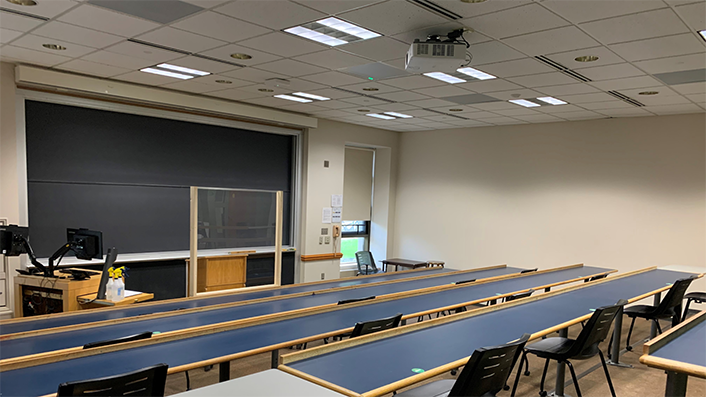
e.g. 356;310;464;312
384;112;413;118
509;99;540;108
362;87;379;91
292;92;330;101
457;67;496;80
140;63;211;80
536;96;567;105
574;55;599;63
230;53;252;60
317;17;380;40
284;26;348;46
215;80;232;84
5;0;37;5
699;30;706;42
42;44;66;51
157;63;210;76
638;91;659;96
140;68;193;80
423;72;466;84
366;113;395;120
258;88;275;92
284;17;379;47
274;94;312;103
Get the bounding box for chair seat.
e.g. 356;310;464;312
685;292;706;303
525;337;575;359
624;304;676;319
395;379;455;397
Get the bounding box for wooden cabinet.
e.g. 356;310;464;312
194;254;248;293
14;270;101;316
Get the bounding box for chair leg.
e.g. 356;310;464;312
565;360;582;397
511;350;528;397
523;353;531;376
607;333;613;359
598;350;617;397
654;320;662;335
625;317;636;351
185;370;191;391
539;358;550;396
682;299;692;322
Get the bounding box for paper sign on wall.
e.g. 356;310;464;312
332;207;342;223
331;194;343;207
322;207;332;224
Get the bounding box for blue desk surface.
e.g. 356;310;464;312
652;319;706;368
288;269;696;395
0;267;457;335
0;266;611;396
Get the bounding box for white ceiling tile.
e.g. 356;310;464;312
402;109;441;117
534;104;586;114
559;92;616;104
299;71;366;86
0;45;71;66
674;2;706;32
0;12;43;32
479;116;527;125
581;9;689;45
278;102;327;113
672;82;706;95
181;0;230;8
431;0;533;18
215;1;326;30
338;37;409;62
231;83;290;96
468;40;526;65
293;0;385;15
462;3;569;39
514;114;564;122
545;46;626;69
542;0;666;24
485;88;544;100
286;78;328;92
137;27;226;53
413;85;469;98
185;74;253;88
596;107;653;117
206;87;265;101
471;58;553;78
340;96;390;106
32;21;123;48
392;21;491;46
239;32;326;58
457;79;523;93
580;100;635;110
503;26;600;56
470;101;518;111
374;102;421;112
336;81;400;94
507;72;577;88
535;83;600;96
199;44;282;66
166;55;239;74
637;94;692;106
429;106;482;115
82;49;154;69
589;75;661;91
338;1;447;36
57;58;130;77
113;70;179;86
558;110;604;120
314;109;357;118
314;100;360;109
58;4;160;37
301;87;358;99
575;63;645;81
684;93;706;103
161;79;226;93
633;53;706;74
609;33;705;62
380;75;445;90
221;66;288;82
1;0;77;19
404;98;456;108
493;108;539;116
172;11;272;42
423;114;466;122
293;49;370;69
375;90;430;102
642;103;703;114
255;59;327;77
0;28;22;44
105;41;183;62
616;85;677;98
11;34;95;57
444;119;492;127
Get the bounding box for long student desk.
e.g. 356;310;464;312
279;268;700;397
640;310;706;397
0;266;460;335
0;265;613;396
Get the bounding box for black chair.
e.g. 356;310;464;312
396;333;531;397
520;268;538;274
501;290;534;383
355;251;383;275
83;331;153;349
516;300;627;397
682;292;706;321
610;276;696;353
584;274;607;283
350;313;403;338
57;363;168;396
338;295;375;305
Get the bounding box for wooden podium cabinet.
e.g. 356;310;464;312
193;253;248;293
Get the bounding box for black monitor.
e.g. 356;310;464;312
67;228;103;260
0;225;30;256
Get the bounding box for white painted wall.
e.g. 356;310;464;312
393;114;706;292
300;118;399;282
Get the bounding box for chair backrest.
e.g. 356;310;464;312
520;268;538;274
569;299;627;358
83;331;153;349
350;313;403;338
455;278;476;285
654;276;698;316
338;295;375;305
584;274;607;283
449;333;531;397
355;251;378;274
57;363;168;397
505;289;534;302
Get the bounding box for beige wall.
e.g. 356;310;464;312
300;118;399;282
393;114;706;291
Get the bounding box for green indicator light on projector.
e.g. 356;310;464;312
411;368;425;374
368;77;374;80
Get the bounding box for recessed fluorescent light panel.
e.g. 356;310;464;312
457;67;496;80
284;17;380;47
699;30;706;42
423;72;466;84
509;99;540;108
292;92;330;101
383;112;413;118
274;94;313;103
140;63;211;80
366;113;396;120
536;96;567;105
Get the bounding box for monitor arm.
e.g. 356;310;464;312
15;235;51;277
47;242;78;277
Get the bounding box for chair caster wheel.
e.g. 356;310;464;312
626;346;633;351
503;385;510;391
204;365;213;372
451;370;457;376
539;391;548;397
524;370;531;376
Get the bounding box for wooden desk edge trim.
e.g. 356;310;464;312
643;310;706;355
639;355;706;379
278;366;361;397
301;253;343;262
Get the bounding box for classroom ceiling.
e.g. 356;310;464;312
1;0;705;131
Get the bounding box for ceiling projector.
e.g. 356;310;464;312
405;29;468;73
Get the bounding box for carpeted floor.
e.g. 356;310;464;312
164;310;706;397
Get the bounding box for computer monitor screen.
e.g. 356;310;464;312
67;228;103;260
0;225;30;256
